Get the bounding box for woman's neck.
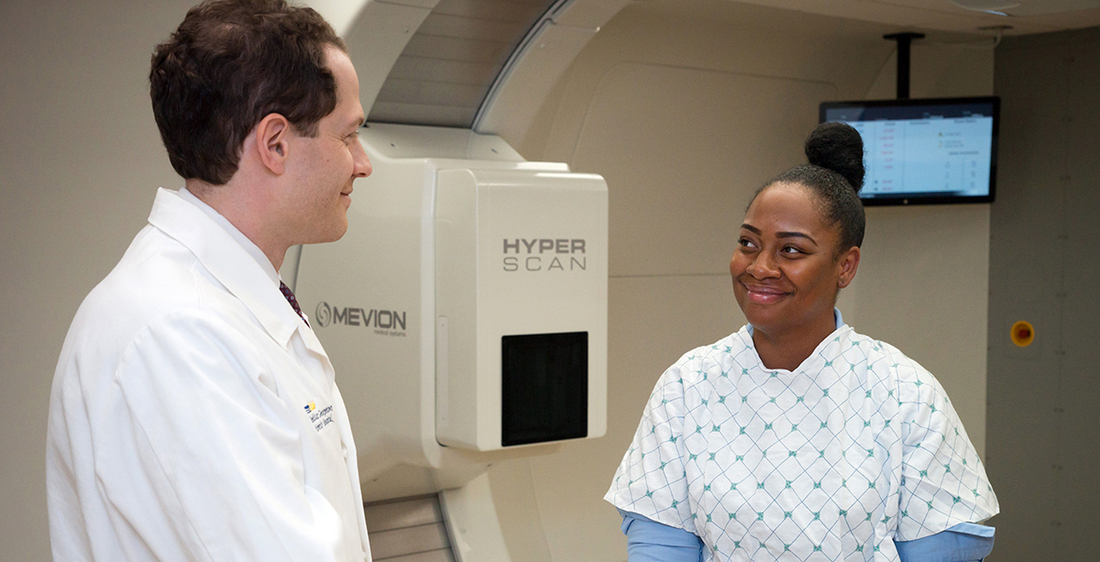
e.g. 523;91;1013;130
751;314;837;371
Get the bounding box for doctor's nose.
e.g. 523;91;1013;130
351;139;371;179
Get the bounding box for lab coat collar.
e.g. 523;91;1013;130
177;187;279;286
147;188;320;352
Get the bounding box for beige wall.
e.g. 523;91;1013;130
493;1;995;559
1;1;195;559
0;0;993;560
986;28;1100;561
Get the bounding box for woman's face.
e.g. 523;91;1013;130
730;182;859;338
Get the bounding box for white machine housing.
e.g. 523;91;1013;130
293;123;607;488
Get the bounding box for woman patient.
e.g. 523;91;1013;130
605;122;999;561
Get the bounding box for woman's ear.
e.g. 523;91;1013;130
254;113;290;175
837;246;861;289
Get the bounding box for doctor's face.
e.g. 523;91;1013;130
730;182;858;339
283;46;371;245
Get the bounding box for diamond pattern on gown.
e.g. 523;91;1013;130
606;325;998;561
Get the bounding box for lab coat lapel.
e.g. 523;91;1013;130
297;320;336;385
147;188;299;347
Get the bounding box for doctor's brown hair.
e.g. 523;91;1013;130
150;0;347;185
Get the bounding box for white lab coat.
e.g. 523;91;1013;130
46;188;371;561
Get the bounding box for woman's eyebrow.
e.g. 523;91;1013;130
741;223;817;244
776;231;817;244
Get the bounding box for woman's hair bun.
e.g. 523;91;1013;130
804;122;865;193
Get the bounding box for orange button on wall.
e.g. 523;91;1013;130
1011;320;1035;348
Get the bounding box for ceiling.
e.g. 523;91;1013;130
325;0;1099;129
729;0;1100;36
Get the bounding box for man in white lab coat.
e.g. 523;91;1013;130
45;1;373;560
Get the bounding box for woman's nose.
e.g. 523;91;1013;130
747;252;779;279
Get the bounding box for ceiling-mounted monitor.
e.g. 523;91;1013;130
820;96;999;206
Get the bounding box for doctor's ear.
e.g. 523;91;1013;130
255;113;291;174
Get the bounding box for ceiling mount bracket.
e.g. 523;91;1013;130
884;32;925;99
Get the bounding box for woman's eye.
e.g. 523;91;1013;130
738;238;756;249
781;245;803;255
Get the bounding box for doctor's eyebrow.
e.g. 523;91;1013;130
343;115;365;134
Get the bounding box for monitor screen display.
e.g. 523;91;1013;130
820;96;999;205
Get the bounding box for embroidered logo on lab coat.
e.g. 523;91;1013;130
304;402;334;431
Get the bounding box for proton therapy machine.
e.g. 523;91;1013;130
289;123;608;560
283;0;633;558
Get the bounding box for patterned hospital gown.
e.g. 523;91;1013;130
606;323;999;561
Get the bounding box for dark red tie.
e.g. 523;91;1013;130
279;281;310;327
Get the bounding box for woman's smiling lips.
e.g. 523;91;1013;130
740;280;789;303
